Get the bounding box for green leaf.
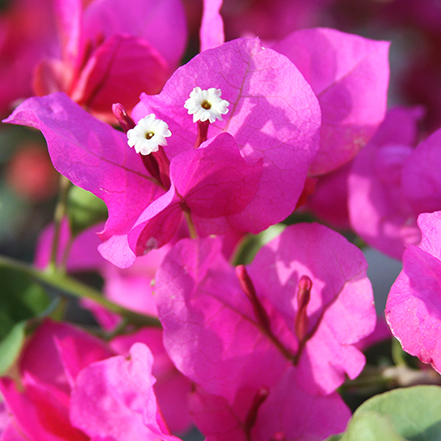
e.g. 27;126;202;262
233;224;286;265
0;321;27;375
357;386;441;441
325;435;343;441
341;411;407;441
338;386;441;441
0;266;50;339
67;185;107;237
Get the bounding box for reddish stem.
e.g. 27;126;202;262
194;120;210;148
236;265;294;361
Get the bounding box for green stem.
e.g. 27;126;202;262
340;363;441;392
339;370;392;391
391;337;407;366
0;254;161;329
49;176;72;273
184;211;197;239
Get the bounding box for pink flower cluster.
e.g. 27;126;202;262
2;0;441;439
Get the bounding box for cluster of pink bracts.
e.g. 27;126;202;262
1;0;441;440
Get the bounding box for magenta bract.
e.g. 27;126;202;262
70;343;181;441
33;0;187;121
6;36;320;267
4;92;162;267
33;221;193;433
273;27;390;175
190;369;351;441
155;223;375;428
386;211;441;372
402;127;441;215
0;320;113;441
348;107;439;259
133;37;321;233
154;223;375;438
200;0;225;52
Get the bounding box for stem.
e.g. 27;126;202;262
195;120;210;148
49;176;71;273
61;236;74;270
391;337;407;366
340;364;441;392
183;211;197;239
0;254;161;329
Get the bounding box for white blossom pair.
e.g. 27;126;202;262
127;87;229;155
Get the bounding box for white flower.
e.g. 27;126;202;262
184;87;230;123
127;114;171;155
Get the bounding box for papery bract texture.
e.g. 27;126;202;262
133;37;321;233
7;36;320;267
253;367;351;441
0;320;113;441
155;223;375;403
34;0;187;120
247;222;375;395
305;161;352;229
156;235;289;403
348;107;424;259
82;0;187;69
200;0;225;52
402;127;441;215
34;221;193;433
272;27;390;175
110;330;193;434
127;131;263;258
70;343;180;441
190;367;351;441
386;211;441;373
4;92;163;268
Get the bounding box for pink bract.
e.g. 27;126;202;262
0;321;192;440
190;368;351;441
304;161;352;230
6;37;320;267
33;0;187;121
386;211;441;373
272;27;390;175
246;222;375;395
348;107;424;259
253;367;351;441
200;0;225;52
4;92;160;268
70;343;182;441
0;320;113;441
111;330;193;435
155;223;375;403
133;37;321;233
402;127;441;215
34;221;193;433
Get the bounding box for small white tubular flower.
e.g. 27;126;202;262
184;87;230;123
127;114;171;155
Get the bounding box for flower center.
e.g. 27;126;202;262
184;87;229;123
126;114;171;156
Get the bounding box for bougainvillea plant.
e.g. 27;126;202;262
1;0;441;440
